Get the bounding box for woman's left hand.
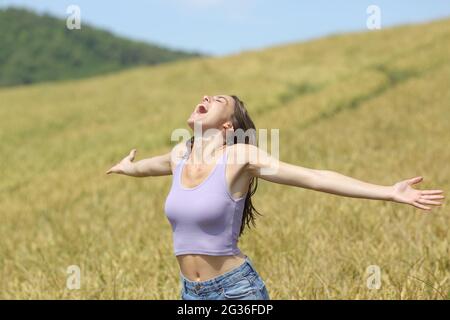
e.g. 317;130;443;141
391;176;445;211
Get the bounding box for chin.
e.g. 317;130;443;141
187;118;207;130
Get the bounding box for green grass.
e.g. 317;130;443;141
0;18;449;299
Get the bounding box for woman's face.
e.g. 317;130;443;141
187;94;235;131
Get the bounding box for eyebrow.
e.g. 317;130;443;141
215;96;228;104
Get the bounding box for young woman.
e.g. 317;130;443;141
106;94;444;300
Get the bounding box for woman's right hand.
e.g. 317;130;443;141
106;149;137;175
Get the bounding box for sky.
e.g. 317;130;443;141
1;0;449;56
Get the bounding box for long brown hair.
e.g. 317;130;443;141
185;95;263;237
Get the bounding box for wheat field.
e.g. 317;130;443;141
0;18;449;299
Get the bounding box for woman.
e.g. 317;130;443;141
106;94;444;300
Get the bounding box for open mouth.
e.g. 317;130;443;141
196;104;208;114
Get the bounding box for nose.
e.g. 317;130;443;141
202;95;210;103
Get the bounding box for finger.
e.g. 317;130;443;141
412;201;431;210
417;198;442;206
107;164;119;174
421;194;445;200
421;190;444;195
128;149;137;161
408;176;423;185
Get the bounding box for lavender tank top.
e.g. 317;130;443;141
164;146;247;256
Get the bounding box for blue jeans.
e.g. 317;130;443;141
180;255;270;300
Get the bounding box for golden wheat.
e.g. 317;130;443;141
0;18;448;299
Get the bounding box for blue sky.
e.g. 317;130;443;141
1;0;449;56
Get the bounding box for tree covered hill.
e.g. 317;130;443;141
0;7;203;86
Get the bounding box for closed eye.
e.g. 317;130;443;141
213;95;228;104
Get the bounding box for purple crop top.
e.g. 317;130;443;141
164;146;247;256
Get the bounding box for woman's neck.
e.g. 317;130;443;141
190;135;226;164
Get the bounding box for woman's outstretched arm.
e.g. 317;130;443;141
106;148;174;177
241;144;444;211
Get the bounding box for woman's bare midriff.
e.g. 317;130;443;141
177;252;247;282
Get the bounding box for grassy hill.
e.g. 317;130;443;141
0;7;201;86
0;18;449;299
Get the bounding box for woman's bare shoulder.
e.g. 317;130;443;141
227;143;259;157
226;143;259;166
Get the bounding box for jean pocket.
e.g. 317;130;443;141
222;276;257;299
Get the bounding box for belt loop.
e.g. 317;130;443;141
245;255;256;272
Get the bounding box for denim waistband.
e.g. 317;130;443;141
180;255;257;294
